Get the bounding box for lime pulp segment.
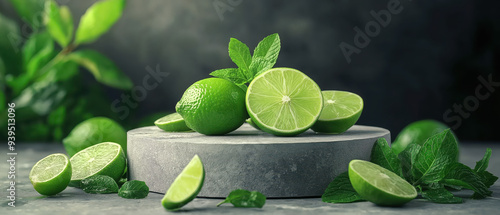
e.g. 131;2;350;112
246;68;323;136
162;155;205;211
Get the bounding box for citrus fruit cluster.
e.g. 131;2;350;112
157;67;364;136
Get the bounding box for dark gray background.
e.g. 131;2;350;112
1;0;499;141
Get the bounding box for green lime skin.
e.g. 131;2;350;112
63;117;127;157
392;120;459;158
29;153;72;196
176;78;247;135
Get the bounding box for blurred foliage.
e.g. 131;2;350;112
0;0;142;142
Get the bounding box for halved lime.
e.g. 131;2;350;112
349;160;417;206
154;113;192;132
29;153;72;196
70;142;126;187
311;90;363;134
246;68;323;136
162;155;205;211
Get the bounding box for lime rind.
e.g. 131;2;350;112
70;142;126;182
246;68;323;136
162;155;205;211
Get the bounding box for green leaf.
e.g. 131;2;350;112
22;31;56;77
476;171;498;188
249;57;273;78
80;175;119;194
68;49;133;90
399;142;421;183
321;172;364;203
8;0;45;29
48;105;66;126
412;129;459;184
36;58;79;83
0;57;5;89
0;13;22;76
474;148;492;172
370;138;403;177
13;81;66;116
420;187;463;204
228;38;252;72
252;33;280;73
44;0;74;47
442;162;491;199
118;180;149;199
0;90;5;113
75;0;125;44
209;68;247;85
217;189;266;208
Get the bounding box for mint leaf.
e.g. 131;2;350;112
420;187;463;204
322;172;363;203
252;33;280;77
477;171;498;188
80;175;119;194
8;0;45;29
474;148;491;172
75;0;125;44
249;57;273;77
209;68;247;85
399;142;421;183
44;0;74;47
68;49;133;90
217;189;266;208
118;180;149;199
442;162;491;199
412;129;459;184
370;138;402;177
228;38;252;75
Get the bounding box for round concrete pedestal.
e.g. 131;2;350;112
127;124;390;198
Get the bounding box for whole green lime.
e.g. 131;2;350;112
392;120;458;157
63;117;127;157
176;78;247;135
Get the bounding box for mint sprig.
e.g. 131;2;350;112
210;33;281;87
322;130;498;204
217;189;266;208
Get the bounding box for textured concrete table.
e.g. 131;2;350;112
127;124;390;197
1;142;499;215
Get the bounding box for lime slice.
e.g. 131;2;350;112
246;67;323;136
70;142;126;187
349;160;417;206
162;155;205;211
154;113;192;132
29;153;72;196
311;90;363;134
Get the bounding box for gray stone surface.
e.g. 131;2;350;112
1;142;499;215
127;124;390;198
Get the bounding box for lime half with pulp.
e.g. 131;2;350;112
311;90;363;134
154;113;192;132
349;160;417;206
69;142;126;187
246;67;323;136
162;155;205;211
29;153;72;196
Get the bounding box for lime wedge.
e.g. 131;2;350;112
349;160;417;206
154;113;192;132
246;67;323;136
311;90;363;134
70;142;126;187
29;153;72;196
162;155;205;211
